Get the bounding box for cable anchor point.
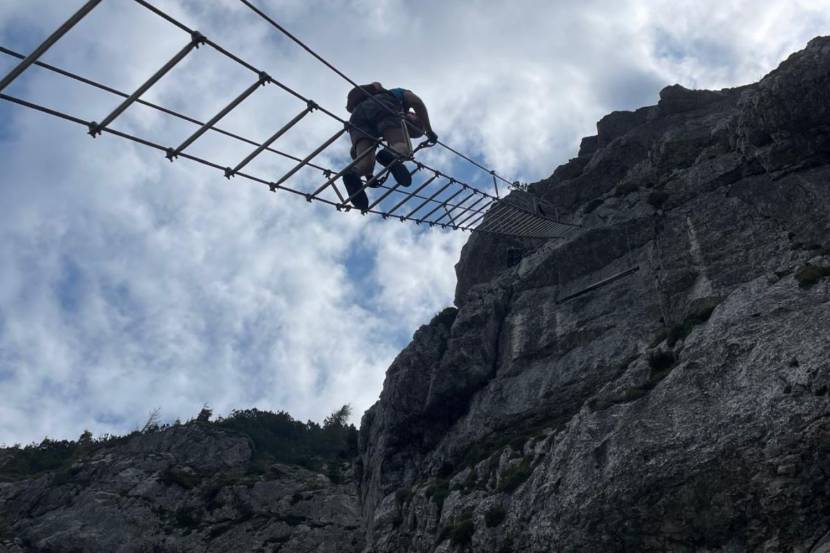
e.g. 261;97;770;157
87;121;101;138
190;31;207;48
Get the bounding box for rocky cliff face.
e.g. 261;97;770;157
3;37;829;553
0;424;363;552
359;37;830;552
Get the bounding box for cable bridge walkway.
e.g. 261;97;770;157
0;0;580;241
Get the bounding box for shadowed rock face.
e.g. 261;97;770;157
0;425;363;553
2;36;829;553
360;36;830;553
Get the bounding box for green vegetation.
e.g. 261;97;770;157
794;263;830;289
395;487;413;505
449;516;475;546
430;307;458;329
173;506;200;530
159;466;202;490
461;469;479;494
426;479;451;511
647;190;670;209
648;349;677;375
212;405;358;474
583;198;604;214
484;505;507;527
1;405;358;482
508;437;526;455
614;181;640;197
0;439;76;481
667;297;721;346
459;413;565;470
0;431;138;483
590;351;678;411
497;459;532;493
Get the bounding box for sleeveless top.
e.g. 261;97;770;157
387;88;409;111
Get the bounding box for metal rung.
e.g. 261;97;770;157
404;179;453;219
168;74;266;158
384;173;439;216
512;214;548;236
435;191;476;225
0;0;103;93
448;195;486;227
457;198;494;228
556;266;640;304
308;146;376;201
365;166;420;211
227;104;313;177
475;203;513;231
422;188;467;224
90;32;205;136
274;128;346;187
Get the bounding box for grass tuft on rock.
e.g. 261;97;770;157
498;459;532;493
794;263;830;289
484;505;507;527
667;296;722;346
426;479;451;510
430;307;458;329
449;515;475;546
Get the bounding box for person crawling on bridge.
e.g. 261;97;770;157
342;82;437;211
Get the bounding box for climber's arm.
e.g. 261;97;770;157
403;90;436;142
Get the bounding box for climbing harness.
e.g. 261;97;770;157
0;0;578;240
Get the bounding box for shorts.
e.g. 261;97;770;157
348;93;402;143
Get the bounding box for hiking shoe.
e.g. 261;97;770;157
342;172;369;211
376;149;411;187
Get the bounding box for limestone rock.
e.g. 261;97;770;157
0;425;363;553
360;36;830;553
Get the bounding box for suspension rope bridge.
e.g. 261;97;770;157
0;0;580;240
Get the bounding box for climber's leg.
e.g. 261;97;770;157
377;124;412;187
341;138;373;211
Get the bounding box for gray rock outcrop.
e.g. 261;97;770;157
359;36;830;552
0;424;362;552
2;35;830;553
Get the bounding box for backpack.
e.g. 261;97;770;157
346;82;387;112
347;84;424;137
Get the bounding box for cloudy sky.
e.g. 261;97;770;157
1;0;827;445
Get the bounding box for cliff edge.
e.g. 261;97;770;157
359;36;830;552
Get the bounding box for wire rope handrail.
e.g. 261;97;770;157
0;0;580;241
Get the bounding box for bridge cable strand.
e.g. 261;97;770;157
0;46;492;220
127;0;574;233
2;83;562;239
238;0;516;189
0;92;494;234
0;1;578;240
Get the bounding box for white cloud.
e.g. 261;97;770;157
1;0;828;444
